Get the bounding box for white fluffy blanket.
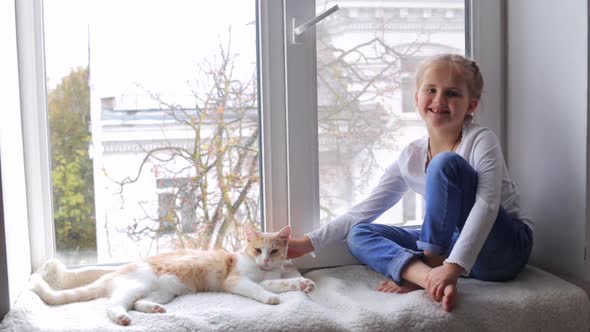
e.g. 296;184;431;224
1;265;588;332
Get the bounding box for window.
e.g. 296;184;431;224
315;0;465;229
12;0;503;271
42;0;260;265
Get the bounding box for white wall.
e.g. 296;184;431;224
507;1;588;280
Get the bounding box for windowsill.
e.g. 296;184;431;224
4;264;589;331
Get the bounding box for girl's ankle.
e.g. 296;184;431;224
422;252;445;268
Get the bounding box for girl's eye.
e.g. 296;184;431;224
270;249;279;254
425;88;436;93
446;90;461;97
255;248;262;254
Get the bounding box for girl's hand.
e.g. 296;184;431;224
425;263;463;302
287;236;314;259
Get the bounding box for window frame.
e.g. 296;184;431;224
0;0;35;305
15;0;55;271
11;0;503;273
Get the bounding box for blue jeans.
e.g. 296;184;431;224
346;152;533;285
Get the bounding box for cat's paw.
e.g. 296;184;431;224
263;295;280;305
151;304;166;313
116;313;132;326
134;300;168;313
299;278;315;293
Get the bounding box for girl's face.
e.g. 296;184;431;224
415;62;478;134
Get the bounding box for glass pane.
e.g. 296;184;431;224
316;0;465;226
43;0;260;265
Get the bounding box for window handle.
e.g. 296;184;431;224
291;4;339;44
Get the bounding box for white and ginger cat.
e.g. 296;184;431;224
30;224;315;326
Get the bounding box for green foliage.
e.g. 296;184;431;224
48;67;96;250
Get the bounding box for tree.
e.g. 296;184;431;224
48;67;96;252
109;37;259;253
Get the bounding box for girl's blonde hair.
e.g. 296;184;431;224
415;53;484;101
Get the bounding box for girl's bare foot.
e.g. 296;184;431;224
377;280;422;293
442;283;457;312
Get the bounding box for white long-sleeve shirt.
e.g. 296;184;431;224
307;120;533;275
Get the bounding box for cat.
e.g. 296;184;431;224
29;224;315;326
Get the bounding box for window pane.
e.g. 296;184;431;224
43;0;260;265
316;0;465;226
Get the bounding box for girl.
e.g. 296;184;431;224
288;54;533;312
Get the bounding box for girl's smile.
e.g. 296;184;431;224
428;108;450;116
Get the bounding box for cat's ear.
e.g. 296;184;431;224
244;223;259;242
276;225;291;240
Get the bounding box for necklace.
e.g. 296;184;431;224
426;132;462;170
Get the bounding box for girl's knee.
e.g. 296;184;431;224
427;152;476;185
428;152;464;173
347;224;372;241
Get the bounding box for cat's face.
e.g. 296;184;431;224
244;225;290;271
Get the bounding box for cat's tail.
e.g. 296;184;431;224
37;259;118;290
30;273;109;305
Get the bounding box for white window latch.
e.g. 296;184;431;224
291;4;339;45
